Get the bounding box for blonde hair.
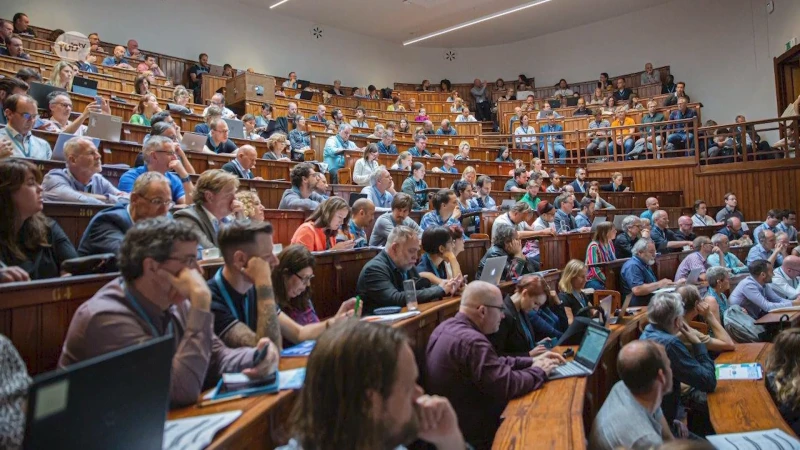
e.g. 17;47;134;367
266;133;288;153
49;61;74;89
462;166;476;178
173;85;189;101
192;169;239;206
236;190;263;219
458;141;470;152
558;259;587;293
134;93;158;115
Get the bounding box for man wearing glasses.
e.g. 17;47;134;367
60;217;280;407
42;137;127;205
673;236;723;283
0;94;51;159
209;221;357;351
77;172;171;256
117;136;193;204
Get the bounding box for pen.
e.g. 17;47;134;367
198;394;245;408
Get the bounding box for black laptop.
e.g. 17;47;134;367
299;90;314;101
566;97;580;107
296;79;310;90
28;82;66;110
24;335;174;450
71;76;98;98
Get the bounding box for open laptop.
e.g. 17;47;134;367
591;215;607;231
500;199;517;210
548;323;611;380
479;256;506;286
599;295;613;326
223;118;245;139
52;133;101;161
24;335;173;450
296;80;310;90
685;268;704;285
71;76;99;98
566;97;580;107
348;193;368;206
548;99;562;108
28;82;66;110
85;113;122;143
609;293;633;325
299;90;314;101
181;132;207;153
612;214;631;231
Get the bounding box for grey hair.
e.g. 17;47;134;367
706;266;729;288
373;124;385;132
387;225;417;247
711;233;727;245
622;215;640;232
131;171;168;196
338;123;352;133
757;230;767;243
383;129;394;139
647;292;685;329
369;166;388;186
143;136;173;160
632;238;652;256
652;210;666;222
640;218;651;227
776;231;788;241
63;136;95;159
692;236;711;251
492;224;517;248
118;217;200;282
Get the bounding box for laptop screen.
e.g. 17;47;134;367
575;325;609;368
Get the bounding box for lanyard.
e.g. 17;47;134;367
120;280;173;338
694;214;706;225
214;269;251;327
9;132;28;157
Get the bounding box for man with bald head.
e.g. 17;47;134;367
747;229;785;268
426;280;563;449
771;255;800;299
102;45;133;69
221;145;261;180
436;119;457;136
674;215;696;241
348;198;375;248
717;216;751;246
42;137;126;204
590;340;674;449
651;210;692;253
640;197;659;222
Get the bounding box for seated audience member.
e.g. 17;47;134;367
136;54;165;77
504;167;529;192
765;328;800;436
254;103;274;136
203;118;238;155
558;259;594;317
313;172;330;199
211;223;356;350
473;175;496;209
691;200;719;226
1;94;52;159
203;93;235;119
348;106;369;129
357;226;455;314
360;167;394;212
36;91;106;135
631;100;666;158
661;74;676;95
279;163;325;211
493;146;513;163
0;19;12;46
353;144;380;185
514;114;538;152
11;13;34;38
13;68;39;85
426;280;563;449
639;292;717;436
453;181;481;236
433;152;458;174
420;189;460;231
574;197;595;229
585;222;618;290
777;209;797;241
535;101;562;120
0;34;30;60
613;78;633;102
262;133;291;161
124;39;143;60
307;105;327;123
288;116;312;156
753;209;782;239
118;137;192;204
747;230;785;268
455;106;477;123
401;162;429;210
291;197;354;252
674;236;721;282
640;62;661;84
344;198;375;248
59;217;279;407
77;172;170;256
132;74;152;96
611;109;637;158
221;145;259;179
416;226;464;287
715;192;745;223
771;255;800;300
640;197;659;222
539;113;567;163
280;321;467;450
651;210;692;253
195;106;221;134
546;171;564;193
664;81;691;107
600;172;629;192
704;266;732;321
730;259;800;318
324;124;358;183
477;225;537;282
0;159;77;280
102;46;132;68
41;137;125;204
677;285;734;351
706;233;748;274
168;85;192;115
666;98;697;154
615;215;647;258
377;129;397;154
674;216;696;241
622;240;677;307
174;169;241;251
554;194;590;233
369;193;423;246
130;94;162;127
408;134;432;158
589;340;674;450
236;190;265;222
327;80;344;97
569;168;589;193
717;217;751;245
586;109;612;158
583;181;615;210
519;179;542;210
241;114;265;141
488;274;557;357
436;119;458;136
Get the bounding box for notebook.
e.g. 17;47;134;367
479;256;506;286
85;113;122;143
548;323;610;380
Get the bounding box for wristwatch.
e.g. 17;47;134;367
179;175;191;183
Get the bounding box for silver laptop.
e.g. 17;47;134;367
591;215;607;231
479;256;507;285
599;295;613;326
52;133;100;161
608;293;633;325
612;214;630;231
223;118;245;139
85;113;122;143
181;132;207;153
500;199;516;210
548;324;611;380
685;268;704;285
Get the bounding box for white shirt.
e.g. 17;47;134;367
455;114;477;122
691;214;716;226
353;159;379;186
771;267;800;300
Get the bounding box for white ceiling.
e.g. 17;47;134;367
254;0;673;48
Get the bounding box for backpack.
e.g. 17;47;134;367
723;305;765;343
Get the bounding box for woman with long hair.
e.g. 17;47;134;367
47;61;75;90
0;159;77;281
390;151;412;171
416;226;463;287
291;197;354;251
132;74;151;96
585;221;617;290
129;93;161;126
558;259;593;317
398;117;410;133
766;328;800;435
353;143;380;186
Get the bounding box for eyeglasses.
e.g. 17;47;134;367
480;304;504;311
20;112;39;121
292;272;314;285
142;197;174;208
53;102;72;108
155;150;177;157
163;255;199;267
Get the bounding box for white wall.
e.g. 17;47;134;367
767;0;800;58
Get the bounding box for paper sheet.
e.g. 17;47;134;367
707;428;800;450
361;310;421;324
715;363;763;380
163;410;242;450
278;368;306;390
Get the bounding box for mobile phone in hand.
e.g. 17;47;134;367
253;341;271;365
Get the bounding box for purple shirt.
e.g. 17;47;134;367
58;277;257;407
425;312;547;448
674;251;710;282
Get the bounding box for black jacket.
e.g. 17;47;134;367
476;245;535;282
614;232;639;259
356;251;445;314
558;290;592;318
77;204;132;257
488;294;536;357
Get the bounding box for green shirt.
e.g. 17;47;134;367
520;193;540;210
129;114;151;127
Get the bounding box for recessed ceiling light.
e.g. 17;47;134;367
270;0;292;9
403;0;553;45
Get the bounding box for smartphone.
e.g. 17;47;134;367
95;96;102;105
253;341;271;365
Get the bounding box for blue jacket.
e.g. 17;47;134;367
77;204;133;256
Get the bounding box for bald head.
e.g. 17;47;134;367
351;198;375;214
617;340;671;396
460;281;500;308
460;281;504;335
678;216;692;227
726;216;742;231
645;197;659;211
783;255;800;272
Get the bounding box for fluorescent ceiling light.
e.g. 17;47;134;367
270;0;292;9
403;0;553;45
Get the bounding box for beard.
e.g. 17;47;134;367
647;259;656;266
379;409;419;449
